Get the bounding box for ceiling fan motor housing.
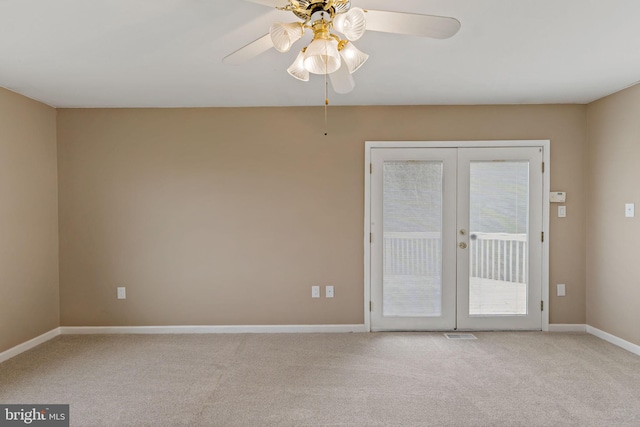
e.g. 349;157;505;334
290;0;351;21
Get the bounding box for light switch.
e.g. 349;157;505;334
557;284;566;297
325;286;334;298
558;206;567;218
312;286;320;298
625;203;635;218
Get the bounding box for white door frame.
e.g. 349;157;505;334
364;140;551;332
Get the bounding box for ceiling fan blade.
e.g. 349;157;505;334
329;61;356;94
364;10;461;39
223;34;274;65
243;0;290;8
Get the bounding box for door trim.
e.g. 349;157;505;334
364;140;551;332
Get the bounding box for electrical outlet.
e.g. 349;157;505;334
326;286;334;298
311;286;320;298
117;287;126;300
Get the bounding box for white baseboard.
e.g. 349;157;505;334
586;325;640;357
60;324;367;335
0;328;61;364
0;324;363;363
548;324;587;332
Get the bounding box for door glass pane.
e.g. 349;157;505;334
383;161;442;317
469;162;529;316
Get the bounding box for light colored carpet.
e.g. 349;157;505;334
1;332;639;426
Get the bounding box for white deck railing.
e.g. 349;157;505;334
384;231;527;284
470;232;527;284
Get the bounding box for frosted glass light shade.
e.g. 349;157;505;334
333;7;367;41
287;50;309;81
339;42;369;74
270;22;304;53
303;39;341;74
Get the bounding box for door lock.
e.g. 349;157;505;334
459;229;467;235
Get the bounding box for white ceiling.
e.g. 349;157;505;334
1;0;640;108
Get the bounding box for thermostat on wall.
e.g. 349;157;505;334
550;192;566;203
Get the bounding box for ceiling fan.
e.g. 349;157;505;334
223;0;461;94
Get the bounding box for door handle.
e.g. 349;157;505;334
459;242;468;249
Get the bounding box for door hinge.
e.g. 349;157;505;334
541;232;544;242
370;233;372;243
370;163;373;174
542;162;545;173
369;301;372;312
541;300;544;311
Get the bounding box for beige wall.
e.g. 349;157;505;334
587;84;640;346
0;88;59;353
57;105;587;327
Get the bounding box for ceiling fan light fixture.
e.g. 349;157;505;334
269;22;304;53
287;50;310;81
333;7;367;41
303;38;341;74
338;41;369;74
224;3;462;96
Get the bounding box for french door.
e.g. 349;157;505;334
369;146;543;331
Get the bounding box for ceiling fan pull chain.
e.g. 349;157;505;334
324;67;329;136
323;42;330;136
